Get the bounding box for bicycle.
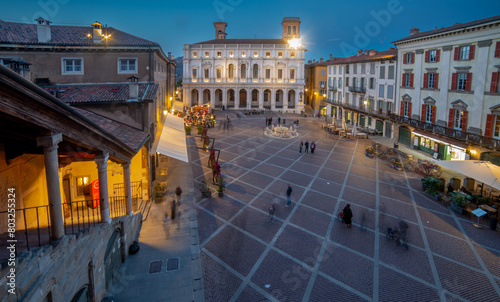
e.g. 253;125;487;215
386;227;409;251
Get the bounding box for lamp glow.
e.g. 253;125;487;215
288;38;302;49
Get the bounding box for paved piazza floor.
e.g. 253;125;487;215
188;115;500;302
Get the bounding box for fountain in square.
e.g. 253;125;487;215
264;125;298;139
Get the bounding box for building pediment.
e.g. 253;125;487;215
401;94;412;102
423;96;436;105
489;104;500;114
451;99;468;110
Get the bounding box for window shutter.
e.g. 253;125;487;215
402;73;406;86
423;73;428;88
410;73;414;88
400;101;405;116
431;106;436;124
411;53;415;64
421;104;426;121
485;114;494;137
425;51;429;63
436;49;441;62
408;102;412;117
491;72;499;93
495;41;500;58
465;73;472;91
469;45;475;60
451;73;458;90
448;109;455;128
434;73;439;89
454;47;459;60
461;110;468;132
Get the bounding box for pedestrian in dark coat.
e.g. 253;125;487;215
286;185;292;207
343;204;353;228
299;141;303;154
175;185;183;205
304;141;309;153
171;199;177;220
310;141;316;154
268;204;275;222
278;117;281;125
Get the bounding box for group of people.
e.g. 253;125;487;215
184;109;215;128
299;141;316;154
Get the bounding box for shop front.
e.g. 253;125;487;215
412;130;467;160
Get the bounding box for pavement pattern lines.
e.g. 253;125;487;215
191;115;500;302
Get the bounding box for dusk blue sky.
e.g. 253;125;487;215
2;0;499;60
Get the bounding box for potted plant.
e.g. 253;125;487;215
422;177;442;200
392;160;402;171
197;125;204;135
199;179;212;198
154;183;167;202
185;125;192;135
215;175;225;197
449;191;471;214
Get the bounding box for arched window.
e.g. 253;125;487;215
287;26;291;35
253;64;258;80
241;64;246;79
228;64;234;80
293;26;297;35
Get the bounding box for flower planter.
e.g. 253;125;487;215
450;202;463;214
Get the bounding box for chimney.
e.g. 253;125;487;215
357;49;363;56
308;60;312;64
127;75;139;99
91;21;103;43
35;17;51;43
369;49;377;56
329;54;333;60
320;58;324;63
410;28;420;36
214;22;227;39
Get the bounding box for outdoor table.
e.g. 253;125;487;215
356;133;368;139
480;204;498;216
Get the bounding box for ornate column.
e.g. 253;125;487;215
283;89;289;112
95;153;111;223
246;89;251;109
258;88;264;109
271;88;276;110
235;88;240;110
210;88;215;108
222;88;228;109
122;162;132;215
37;133;64;240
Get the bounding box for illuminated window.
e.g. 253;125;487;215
217;51;222;57
290;69;295;81
216;68;221;82
253;51;258;57
204;69;209;82
241;51;246;57
192;69;197;82
291;51;295;58
229;51;234;57
278;51;283;58
228;64;234;80
204;51;209;58
265;51;270;57
265;68;271;81
192;51;197;58
76;176;90;196
241;64;246;79
278;69;283;81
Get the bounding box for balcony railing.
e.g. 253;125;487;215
348;86;366;93
326;100;500;151
328;85;338;91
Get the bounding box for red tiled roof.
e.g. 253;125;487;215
43;83;159;103
393;15;500;44
0;19;160;47
72;107;149;151
317;49;397;66
194;39;287;45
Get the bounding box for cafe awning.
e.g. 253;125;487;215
156;113;188;163
434;160;500;191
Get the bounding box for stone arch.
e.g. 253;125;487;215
264;89;271;108
275;89;283;108
227;89;235;108
239;89;247;107
215;89;223;107
251;89;259;108
288;89;296;109
191;89;199;106
203;89;210;105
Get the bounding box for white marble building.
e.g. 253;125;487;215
182;17;305;113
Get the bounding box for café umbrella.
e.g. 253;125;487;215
433;160;500;192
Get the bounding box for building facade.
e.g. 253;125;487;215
393;15;500;161
305;58;328;115
182;17;305;113
323;49;398;137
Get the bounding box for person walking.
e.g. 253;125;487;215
310;141;316;154
343;204;353;228
171;198;177;220
286;184;293;207
268;204;276;222
304;141;309;153
299;141;304;154
175;185;183;206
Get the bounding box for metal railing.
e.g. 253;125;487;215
0;196;130;261
348;86;366;93
328;85;338;91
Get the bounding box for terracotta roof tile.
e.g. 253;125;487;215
0;19;159;47
393;15;500;44
43;83;159;103
194;38;287;45
72;107;149;151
